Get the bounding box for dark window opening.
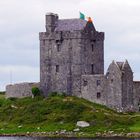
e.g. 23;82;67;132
91;44;94;51
97;92;101;99
83;80;88;86
138;99;140;111
43;40;45;45
111;79;113;83
91;40;96;43
56;65;59;72
91;64;94;74
97;80;101;86
106;72;109;79
57;44;60;52
55;40;60;43
55;40;61;52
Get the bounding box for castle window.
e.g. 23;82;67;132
91;64;94;74
91;40;96;43
56;40;61;52
43;40;45;45
56;65;59;72
111;79;113;83
97;80;101;86
91;44;94;52
138;99;140;111
83;80;88;86
56;40;59;43
57;44;60;52
106;72;109;79
97;92;101;99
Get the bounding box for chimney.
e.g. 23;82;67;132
45;13;58;33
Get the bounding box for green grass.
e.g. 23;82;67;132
0;91;5;99
0;95;140;136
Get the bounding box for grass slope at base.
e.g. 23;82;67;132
0;94;140;137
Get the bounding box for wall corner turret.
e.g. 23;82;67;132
45;13;58;33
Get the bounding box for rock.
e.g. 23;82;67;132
59;121;64;124
76;121;90;127
60;129;66;134
96;132;101;136
112;134;118;137
11;105;18;109
126;133;132;137
18;125;22;128
73;128;80;132
108;130;114;134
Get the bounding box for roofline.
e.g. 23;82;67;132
46;13;58;16
134;81;140;83
114;61;125;71
58;18;87;21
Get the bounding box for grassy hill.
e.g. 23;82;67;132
0;94;140;137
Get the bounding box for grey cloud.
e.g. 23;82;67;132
0;0;140;90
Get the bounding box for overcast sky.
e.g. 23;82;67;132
0;0;140;91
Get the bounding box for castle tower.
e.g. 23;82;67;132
106;60;133;110
39;13;104;96
121;60;133;108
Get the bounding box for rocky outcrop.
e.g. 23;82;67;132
76;121;90;127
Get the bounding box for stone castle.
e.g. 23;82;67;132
6;13;140;112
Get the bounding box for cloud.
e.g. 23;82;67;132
0;0;140;90
0;65;39;91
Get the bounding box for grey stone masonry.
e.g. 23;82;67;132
106;61;123;109
133;82;140;111
81;74;107;105
81;60;135;112
106;60;134;111
40;13;104;96
6;82;40;98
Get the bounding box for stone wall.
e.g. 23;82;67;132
81;74;107;105
106;60;134;112
133;81;140;111
6;82;40;98
121;61;133;110
106;61;123;109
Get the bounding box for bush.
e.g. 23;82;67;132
8;97;17;101
0;91;5;95
31;87;41;97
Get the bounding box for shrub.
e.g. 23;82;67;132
0;91;5;95
31;87;41;97
0;99;4;107
8;97;17;101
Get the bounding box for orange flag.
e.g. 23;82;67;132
88;17;93;23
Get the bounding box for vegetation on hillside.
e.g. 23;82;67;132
0;93;140;136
